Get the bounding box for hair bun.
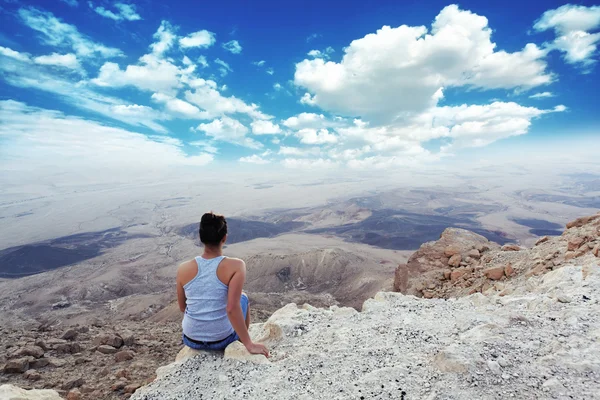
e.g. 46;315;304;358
199;212;227;246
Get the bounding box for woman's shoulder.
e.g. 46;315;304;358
221;257;245;268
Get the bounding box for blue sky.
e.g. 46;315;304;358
0;0;599;173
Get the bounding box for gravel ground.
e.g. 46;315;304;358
133;261;600;400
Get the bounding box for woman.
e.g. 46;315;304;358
176;212;269;356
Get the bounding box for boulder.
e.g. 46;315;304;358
393;264;408;293
593;244;599;257
93;334;123;349
111;379;128;391
535;236;549;246
448;254;461;268
13;346;44;359
61;377;84;391
501;244;521;252
24;369;41;381
61;329;79;341
124;383;141;394
567;237;584;251
566;214;600;229
223;341;270;365
467;249;480;259
30;358;50;369
34;339;48;351
121;331;135;347
55;343;81;354
0;384;62;400
450;268;468;282
115;350;135;362
444;245;461;257
66;389;81;400
484;266;505;281
3;357;32;373
504;263;515;277
97;345;118;354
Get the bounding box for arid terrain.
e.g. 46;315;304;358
1;171;599;398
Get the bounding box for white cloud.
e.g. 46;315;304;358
294;5;553;124
534;5;600;68
296;128;338;145
179;30;216;49
93;53;183;93
282;158;338;169
151;93;200;117
283;113;329;129
251;120;282;135
195;117;261;148
307;47;334;59
18;7;123;58
197;55;209;68
278;146;321;157
0;101;213;172
273;83;282;91
214;58;232;76
266;68;274;75
239;154;270;164
253;60;266;67
300;92;316;106
189;140;218;154
91;2;141;21
150;21;177;55
0;46;30;62
223;40;242;54
529;91;554;99
306;33;321;43
33;53;83;73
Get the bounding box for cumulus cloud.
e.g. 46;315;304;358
294;5;553;124
179;30;216;48
251;120;282;135
33;53;83;73
197;55;209;68
239;154;270;164
534;5;600;68
278;146;321;157
151;93;200;117
195;117;261;148
60;0;79;6
296;128;338;145
0;100;213;172
90;2;141;21
307;47;334;59
0;46;30;62
223;40;242;54
282;158;338;169
18;7;123;58
150;21;177;55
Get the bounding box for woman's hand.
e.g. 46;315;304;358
244;341;269;357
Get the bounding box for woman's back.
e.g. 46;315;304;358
181;255;234;341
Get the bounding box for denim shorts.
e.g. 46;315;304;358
182;293;249;351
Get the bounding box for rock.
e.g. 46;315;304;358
115;350;135;362
484;266;505;280
467;249;480;259
433;345;470;373
13;346;44;359
61;329;79;341
0;384;62;400
557;295;572;303
121;331;135;347
47;358;66;368
504;263;515;277
450;268;468;282
30;358;49;369
393;264;408;293
487;360;501;375
448;254;461;267
566;214;600;229
116;369;130;379
97;345;118;354
443;270;451;280
567;237;584;251
3;357;32;373
535;236;549;245
444;245;461;257
124;383;141;394
34;339;48;351
501;244;521;251
51;300;71;309
93;334;123;349
223;341;270;364
112;379;128;391
55;343;81;354
24;369;41;381
66;389;81;400
175;346;207;362
593;243;599;257
61;377;84;391
77;326;89;334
